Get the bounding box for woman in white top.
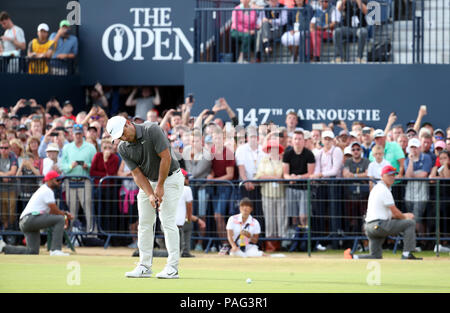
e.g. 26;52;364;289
226;198;263;257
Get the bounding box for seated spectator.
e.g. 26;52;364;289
0;139;18;230
27;23;59;74
60;124;97;232
256;0;288;58
404;138;432;238
42;143;60;175
255;139;286;252
310;0;337;62
0;11;26;57
367;144;391;190
342;141;369;234
49;20;78;75
126;87;161;119
226;198;263;257
281;0;314;62
333;0;368;63
231;0;258;63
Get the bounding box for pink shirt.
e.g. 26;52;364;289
314;145;343;177
231;5;258;33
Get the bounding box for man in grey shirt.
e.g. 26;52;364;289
107;116;183;279
125;87;161;118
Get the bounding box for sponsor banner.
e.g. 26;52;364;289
185;63;450;130
79;0;195;85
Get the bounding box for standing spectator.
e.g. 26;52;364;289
90;139;120;233
9;138;24;161
420;132;436;165
311;130;343;249
361;126;373;158
126;87;161;119
60;124;96;232
231;0;258;63
176;169;206;257
367;144;391;190
207;127;235;252
404;138;432;239
256;0;288;58
86;83;109;110
27;23;59;74
281;0;314;62
183;130;212;252
235;126;265;228
333;0;369;63
310;0;337;62
25;136;43;171
49;20;78;75
285;111;299;136
397;133;409;157
369;129;405;177
42;143;60;175
342;142;369;235
255;139;286;252
0;11;26;57
146;109;158;123
283;130;315;230
0;139;18;230
38;125;67;159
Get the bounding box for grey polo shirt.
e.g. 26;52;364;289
118;122;179;182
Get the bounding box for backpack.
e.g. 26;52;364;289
367;41;392;62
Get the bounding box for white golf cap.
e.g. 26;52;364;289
373;129;385;138
349;131;358;137
37;23;49;32
46;143;59;152
408;138;421;148
303;130;312;140
322;130;335;139
106;116;127;141
344;146;352;155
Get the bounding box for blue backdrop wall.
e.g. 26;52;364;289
185;64;450;130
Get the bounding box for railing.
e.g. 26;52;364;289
0;56;77;75
1;176;449;255
194;0;450;64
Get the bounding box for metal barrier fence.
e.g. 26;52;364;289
194;0;450;64
0;56;76;75
1;176;449;255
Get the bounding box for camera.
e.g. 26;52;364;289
188;93;194;102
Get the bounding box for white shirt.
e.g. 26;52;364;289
365;181;395;222
235;143;264;180
367;159;391;179
226;213;261;246
175;186;193;226
2;25;25;56
20;184;55;219
42;157;61;176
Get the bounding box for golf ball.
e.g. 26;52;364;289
246;278;252;284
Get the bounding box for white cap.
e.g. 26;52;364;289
303;130;311;140
106;116;127;141
373;129;385;138
322;130;335;139
349;131;358;137
46;143;59;152
408;138;421;148
344;146;352;155
37;23;49;32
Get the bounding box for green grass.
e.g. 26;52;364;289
1;250;449;293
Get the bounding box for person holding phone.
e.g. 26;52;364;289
60;124;97;233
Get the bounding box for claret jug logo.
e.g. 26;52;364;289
102;7;193;62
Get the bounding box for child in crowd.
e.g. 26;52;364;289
367;144;391;190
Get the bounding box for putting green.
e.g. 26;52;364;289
1;248;449;293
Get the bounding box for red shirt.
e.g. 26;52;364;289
211;146;235;178
90;152;119;185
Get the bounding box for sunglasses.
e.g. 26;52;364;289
0;147;9;149
352;148;361;151
435;136;444;140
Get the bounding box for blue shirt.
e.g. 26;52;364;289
404;153;432;174
49;33;78;58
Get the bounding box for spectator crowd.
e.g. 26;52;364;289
0;90;449;253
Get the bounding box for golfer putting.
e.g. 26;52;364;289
107;116;184;278
344;165;422;260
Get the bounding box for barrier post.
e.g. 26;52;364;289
307;179;311;257
435;179;440;257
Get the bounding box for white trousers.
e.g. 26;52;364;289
230;244;263;258
137;170;184;269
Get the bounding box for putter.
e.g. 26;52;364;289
150;199;160;266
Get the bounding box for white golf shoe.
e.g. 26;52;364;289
156;265;179;279
125;264;152;278
50;250;70;256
